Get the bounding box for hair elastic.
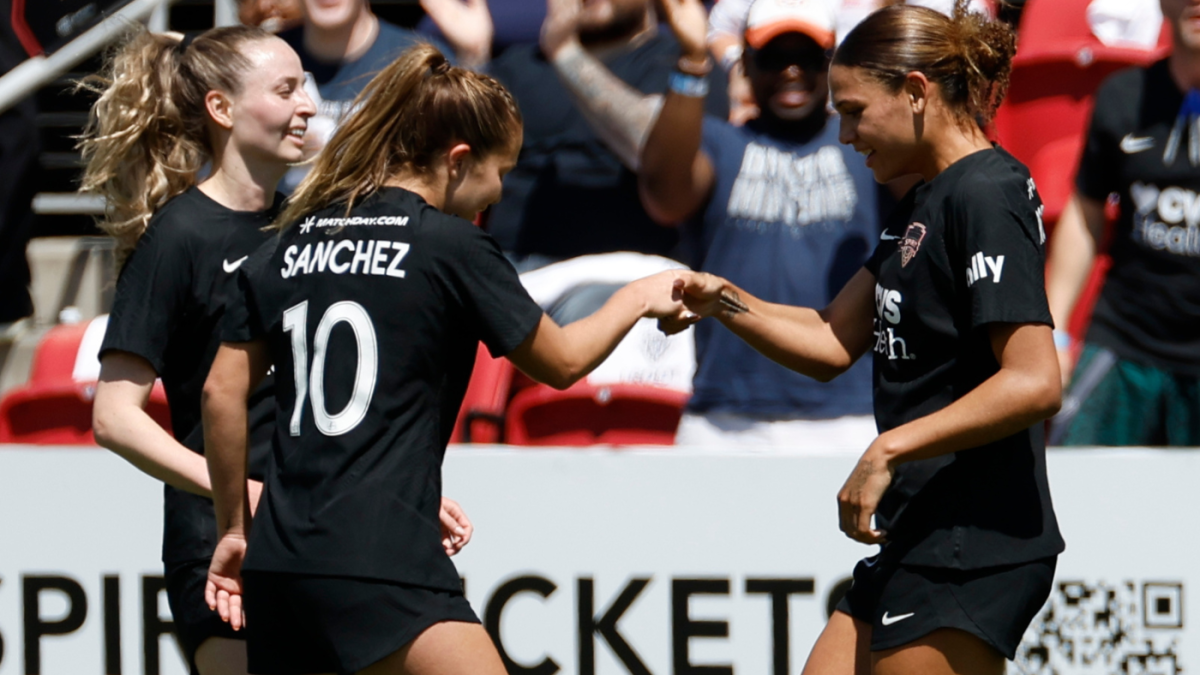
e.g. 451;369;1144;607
179;33;197;52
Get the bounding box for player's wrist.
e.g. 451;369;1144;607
1052;329;1073;351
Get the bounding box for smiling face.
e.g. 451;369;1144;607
443;133;522;220
222;37;316;167
830;64;922;183
745;32;829;123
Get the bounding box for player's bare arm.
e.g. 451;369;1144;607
677;267;877;382
507;270;694;389
838;321;1062;544
94;351;215;496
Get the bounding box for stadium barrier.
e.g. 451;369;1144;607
0;446;1193;675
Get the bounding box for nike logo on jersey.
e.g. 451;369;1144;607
223;256;249;273
881;611;915;626
1120;134;1155;154
880;231;901;241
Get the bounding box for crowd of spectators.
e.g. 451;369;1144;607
1;0;1195;447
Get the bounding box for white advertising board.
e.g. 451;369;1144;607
0;447;1194;675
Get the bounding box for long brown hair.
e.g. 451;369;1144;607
832;0;1016;126
77;25;275;266
275;43;522;230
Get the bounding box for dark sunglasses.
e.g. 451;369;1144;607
749;44;831;73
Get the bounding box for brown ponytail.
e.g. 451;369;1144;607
275;43;522;231
77;25;275;266
832;0;1016;127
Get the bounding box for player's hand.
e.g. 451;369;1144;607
541;0;584;60
659;0;710;60
206;533;248;630
676;271;738;319
420;0;494;66
440;496;473;556
837;442;892;545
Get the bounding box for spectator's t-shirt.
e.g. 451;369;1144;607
865;147;1064;569
225;187;543;588
99;187;277;564
687;117;876;418
486;32;730;261
1075;59;1200;375
278;22;450;192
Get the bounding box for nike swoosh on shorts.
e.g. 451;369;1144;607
881;611;915;626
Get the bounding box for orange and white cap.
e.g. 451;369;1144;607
744;0;837;51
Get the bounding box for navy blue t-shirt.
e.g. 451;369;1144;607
687;117;877;418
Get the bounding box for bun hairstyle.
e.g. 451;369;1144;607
275;43;522;231
78;25;274;266
832;0;1016;127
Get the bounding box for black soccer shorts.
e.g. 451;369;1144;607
835;547;1056;658
243;571;480;675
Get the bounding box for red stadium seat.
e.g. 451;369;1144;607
504;382;689;446
0;318;171;445
994;1;1169;226
450;342;514;444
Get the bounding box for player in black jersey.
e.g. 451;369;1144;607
670;3;1064;674
1046;0;1200;446
201;44;690;675
83;27;473;675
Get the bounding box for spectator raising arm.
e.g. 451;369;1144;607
540;0;665;170
1044;192;1108;384
420;0;494;67
637;0;717;223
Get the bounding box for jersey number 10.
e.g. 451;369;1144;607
282;300;378;436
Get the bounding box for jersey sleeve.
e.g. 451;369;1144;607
438;223;544;358
1075;72;1125;202
952;178;1053;329
99;220;195;373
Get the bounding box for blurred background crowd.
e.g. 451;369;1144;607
0;0;1193;448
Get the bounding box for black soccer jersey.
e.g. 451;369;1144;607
864;147;1065;570
1076;59;1200;375
226;187;543;589
99;186;278;564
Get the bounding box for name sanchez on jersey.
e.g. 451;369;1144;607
281;239;410;279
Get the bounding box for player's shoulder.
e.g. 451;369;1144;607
1092;59;1167;122
140;187;226;250
953;148;1034;208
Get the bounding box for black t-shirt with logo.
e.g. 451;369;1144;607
865;147;1065;570
1076;59;1200;374
225;187;543;589
99;187;278;565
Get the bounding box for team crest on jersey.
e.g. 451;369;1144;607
898;223;927;267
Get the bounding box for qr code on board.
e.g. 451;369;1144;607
1012;580;1184;675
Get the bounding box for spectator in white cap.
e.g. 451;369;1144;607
543;0;882;448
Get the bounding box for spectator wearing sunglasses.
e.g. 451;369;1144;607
544;0;881;448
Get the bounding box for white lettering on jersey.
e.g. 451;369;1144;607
874;284;902;324
727;144;857;229
281;240;411;279
873;284;914;361
299;214;410;234
1128;182;1200;257
965;252;1006;287
1028;178;1046;243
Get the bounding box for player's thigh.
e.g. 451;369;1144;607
800;609;872;675
871;628;1004;675
356;621;506;675
194;637;248;675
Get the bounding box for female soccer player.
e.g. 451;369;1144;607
84;27;471;675
670;2;1065;674
202;44;689;675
